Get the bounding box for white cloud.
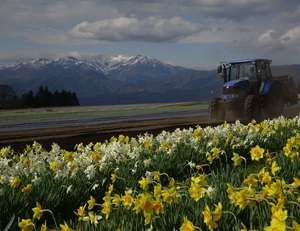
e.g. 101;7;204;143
258;30;277;43
1;0;300;66
280;26;300;44
69;16;200;43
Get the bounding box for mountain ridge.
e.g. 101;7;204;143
0;55;299;105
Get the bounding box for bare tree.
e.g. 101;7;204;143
0;84;17;108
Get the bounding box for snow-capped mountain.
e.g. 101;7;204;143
0;55;220;105
1;55;187;75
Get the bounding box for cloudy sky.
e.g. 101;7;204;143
1;0;300;69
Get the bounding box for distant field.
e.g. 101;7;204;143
0;102;208;127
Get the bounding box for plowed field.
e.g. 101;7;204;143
1;106;299;151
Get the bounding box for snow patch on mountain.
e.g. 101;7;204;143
0;54;184;75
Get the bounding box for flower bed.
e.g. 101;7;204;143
1;116;300;230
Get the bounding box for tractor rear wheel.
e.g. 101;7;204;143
210;97;225;121
265;83;284;118
244;95;260;120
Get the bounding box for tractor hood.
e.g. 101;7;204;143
223;79;249;88
223;79;249;100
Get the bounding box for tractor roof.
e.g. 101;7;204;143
229;58;272;64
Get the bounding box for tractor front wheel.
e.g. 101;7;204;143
244;95;260;120
210;97;225;121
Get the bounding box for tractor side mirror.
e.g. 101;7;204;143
217;65;222;73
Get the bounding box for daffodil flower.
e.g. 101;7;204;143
32;202;43;220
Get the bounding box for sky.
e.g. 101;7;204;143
0;0;300;69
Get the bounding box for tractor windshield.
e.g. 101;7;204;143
229;63;256;81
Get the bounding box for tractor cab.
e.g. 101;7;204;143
217;59;272;100
210;58;295;121
218;59;271;82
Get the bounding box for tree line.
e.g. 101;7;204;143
0;85;80;109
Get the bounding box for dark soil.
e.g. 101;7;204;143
0;107;299;152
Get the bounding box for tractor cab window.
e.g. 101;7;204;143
257;61;271;81
229;63;256;81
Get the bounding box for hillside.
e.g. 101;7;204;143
0;55;299;105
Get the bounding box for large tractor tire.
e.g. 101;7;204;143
210;97;225;121
265;83;284;118
244;95;260;120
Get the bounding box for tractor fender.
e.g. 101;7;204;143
261;78;276;95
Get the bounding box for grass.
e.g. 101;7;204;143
0;101;208;127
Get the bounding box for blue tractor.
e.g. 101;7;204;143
210;58;299;120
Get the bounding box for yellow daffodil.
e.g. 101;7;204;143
69;162;76;171
133;197;142;214
11;175;21;188
203;205;212;223
21;184;32;196
18;219;34;231
241;222;248;231
272;208;287;222
87;196;96;210
75;204;87;219
290;151;299;162
269;196;285;214
258;168;272;184
189;184;206;201
283;144;291;156
103;191;111;203
250;145;265;161
227;183;235;197
169;177;176;187
41;221;48;231
60;221;72;231
49;161;59;171
180;216;195;231
91;151;101;161
191;174;207;187
23;157;30;166
196;164;203;170
153;184;162;198
108;184;114;194
138;177;150;190
292;177;300;188
118;134;129;143
153;171;160;182
138;193;154;214
293;220;300;231
244;174;257;186
211;147;221;158
143;211;152;225
264;219;286;231
213;202;223;221
32;202;43;220
153;198;164;214
122;191;134;208
231;189;251;210
111;173;117;183
262;179;286;198
231;153;242;166
64;151;74;162
161;141;170;149
102;201;111;219
271;161;281;176
112;193;121;206
203;205;217;230
162;186;180;204
193;129;203;138
207;153;214;165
